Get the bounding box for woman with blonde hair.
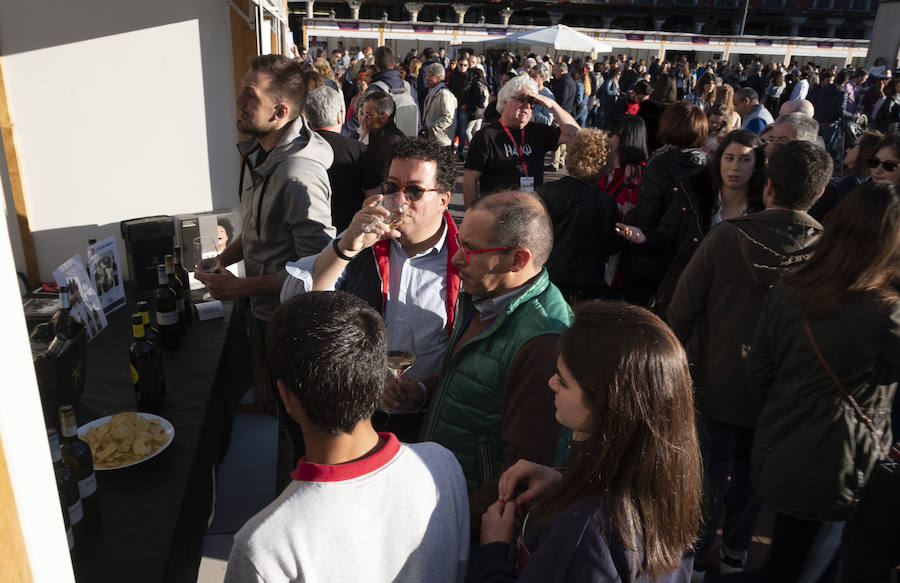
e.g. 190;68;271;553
314;57;339;91
713;84;741;131
536;129;623;301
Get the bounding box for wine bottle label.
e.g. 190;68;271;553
67;526;74;551
68;499;84;525
130;364;139;384
176;299;185;312
157;310;179;326
78;473;97;498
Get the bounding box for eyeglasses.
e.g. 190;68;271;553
454;233;517;264
513;95;535;108
868;157;899;172
381;181;440;201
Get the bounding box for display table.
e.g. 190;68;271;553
74;292;251;583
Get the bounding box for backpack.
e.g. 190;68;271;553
371;79;420;137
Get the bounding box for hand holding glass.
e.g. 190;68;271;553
363;195;407;233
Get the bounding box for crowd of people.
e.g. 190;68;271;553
198;48;900;582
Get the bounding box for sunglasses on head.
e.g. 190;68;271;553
868;157;899;172
381;181;439;200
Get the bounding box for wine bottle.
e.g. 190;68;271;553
137;300;160;348
164;254;186;334
130;313;166;413
49;429;84;541
173;247;193;327
52;285;84;340
154;264;180;349
58;405;101;533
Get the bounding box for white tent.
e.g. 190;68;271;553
484;24;613;54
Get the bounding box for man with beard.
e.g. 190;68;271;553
196;54;334;454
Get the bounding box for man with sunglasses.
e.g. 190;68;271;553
420;191;573;534
281;137;460;441
463;74;580;208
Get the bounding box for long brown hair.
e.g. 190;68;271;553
533;301;702;579
789;182;900;318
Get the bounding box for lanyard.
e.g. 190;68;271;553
499;119;528;176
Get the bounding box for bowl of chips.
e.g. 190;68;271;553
78;412;174;470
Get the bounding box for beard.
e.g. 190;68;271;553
236;114;275;137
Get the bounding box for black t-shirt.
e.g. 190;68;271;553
316;130;381;233
465;121;561;195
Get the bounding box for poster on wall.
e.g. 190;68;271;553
87;237;126;315
53;255;108;340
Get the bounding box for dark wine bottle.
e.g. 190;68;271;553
164;254;186;335
58;405;101;533
136;300;159;348
49;428;84;541
130;313;166;413
154;264;180;349
52;285;84;340
172;247;193;327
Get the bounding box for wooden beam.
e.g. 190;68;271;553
0;59;40;287
0;433;35;583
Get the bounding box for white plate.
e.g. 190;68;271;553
77;412;175;470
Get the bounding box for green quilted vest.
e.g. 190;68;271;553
421;269;574;491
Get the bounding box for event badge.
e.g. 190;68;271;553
519;176;534;193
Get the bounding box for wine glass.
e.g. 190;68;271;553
193;236;218;301
386;322;416;413
363;196;408;234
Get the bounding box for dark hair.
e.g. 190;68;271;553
250;54;308;116
606;115;649;166
766;141;833;210
658;102;708;148
391;137;457;194
374;45;393;71
360;89;395;117
533;301;702;579
267;291;386;435
470;191;553;268
651;74;677;104
217;217;235;243
870;134;900;171
709;130;766;212
851;130;885;174
772;70;784;86
735;87;760;103
789;182;900;317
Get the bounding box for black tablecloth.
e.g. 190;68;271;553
74;292;251;583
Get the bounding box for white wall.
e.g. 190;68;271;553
0;162;74;581
1;0;239;282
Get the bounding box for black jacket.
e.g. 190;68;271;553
550;74;577;115
641;167;764;317
749;283;900;521
623;146;706;283
536;176;623;288
809;83;847;124
667;209;824;427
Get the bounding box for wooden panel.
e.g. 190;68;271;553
230;0;260;95
0;433;34;583
0;58;41;287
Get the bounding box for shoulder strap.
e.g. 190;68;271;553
803;319;878;434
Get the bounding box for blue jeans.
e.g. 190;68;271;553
695;415;761;565
454;107;469;155
721;514;844;582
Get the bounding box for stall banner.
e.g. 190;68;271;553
87;237;126;315
53;255;108;340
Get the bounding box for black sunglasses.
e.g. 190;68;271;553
381;181;439;201
868;157;899;172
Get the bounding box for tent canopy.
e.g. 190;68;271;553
484;24;613;54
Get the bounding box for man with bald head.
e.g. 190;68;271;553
420;191;573;532
779;98;815;117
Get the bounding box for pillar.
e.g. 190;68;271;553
452;4;469;24
347;0;363;20
601;16;614;29
825;18;843;38
500;6;513;25
693;20;705;34
862;19;875;40
790;16;805;37
653;17;666;31
306;0;314;19
405;2;423;22
548;9;564;25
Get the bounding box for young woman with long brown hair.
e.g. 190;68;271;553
476;301;703;582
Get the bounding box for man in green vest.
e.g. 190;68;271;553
415;190;574;533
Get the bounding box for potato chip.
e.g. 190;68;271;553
82;413;172;468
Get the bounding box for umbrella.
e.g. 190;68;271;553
484;24;612;54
